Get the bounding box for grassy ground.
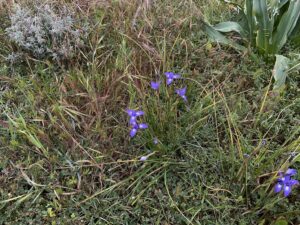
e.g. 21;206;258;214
0;0;300;224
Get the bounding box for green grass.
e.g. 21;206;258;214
0;0;300;224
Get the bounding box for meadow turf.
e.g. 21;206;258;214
0;0;300;224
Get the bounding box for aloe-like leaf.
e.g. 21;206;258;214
290;10;300;46
253;0;271;53
269;0;289;9
204;23;247;52
278;0;289;8
245;0;254;44
291;15;300;37
271;0;300;54
213;21;248;39
273;54;290;90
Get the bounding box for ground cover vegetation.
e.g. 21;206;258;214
0;0;300;224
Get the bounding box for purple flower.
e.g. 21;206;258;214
130;116;137;125
126;109;145;126
153;137;158;145
165;72;181;85
130;127;138;138
129;123;148;138
140;156;148;161
126;109;144;117
274;168;299;197
176;87;187;102
274;183;283;193
126;109;147;138
151;81;161;90
139;123;148;129
285;168;297;176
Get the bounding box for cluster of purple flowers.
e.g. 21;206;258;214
274;168;299;197
126;109;148;138
127;72;187;139
127;72;188;161
151;72;187;102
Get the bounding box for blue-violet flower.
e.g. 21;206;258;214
140;156;148;161
176;87;187;102
129;123;148;138
274;168;299;197
150;81;161;90
126;109;144;125
165;72;181;85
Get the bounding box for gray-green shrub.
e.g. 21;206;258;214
6;4;88;62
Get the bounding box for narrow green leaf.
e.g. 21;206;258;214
245;0;254;44
292;153;300;163
273;54;290;90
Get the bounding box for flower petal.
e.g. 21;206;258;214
126;109;136;116
130;116;137;125
135;111;144;116
165;72;174;79
167;78;173;85
274;183;283;193
130;128;138;138
278;176;287;183
173;74;181;79
285;168;297;176
151;81;160;90
288;179;299;186
283;185;292;197
140;156;148;161
176;87;187;101
139;123;148;129
176;87;186;96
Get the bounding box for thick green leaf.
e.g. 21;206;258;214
291;16;300;37
290;12;300;46
278;0;289;8
203;23;247;52
271;0;300;53
273;54;290;90
203;0;300;56
269;0;289;9
253;0;271;53
213;21;248;39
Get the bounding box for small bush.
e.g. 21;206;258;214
6;4;88;62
